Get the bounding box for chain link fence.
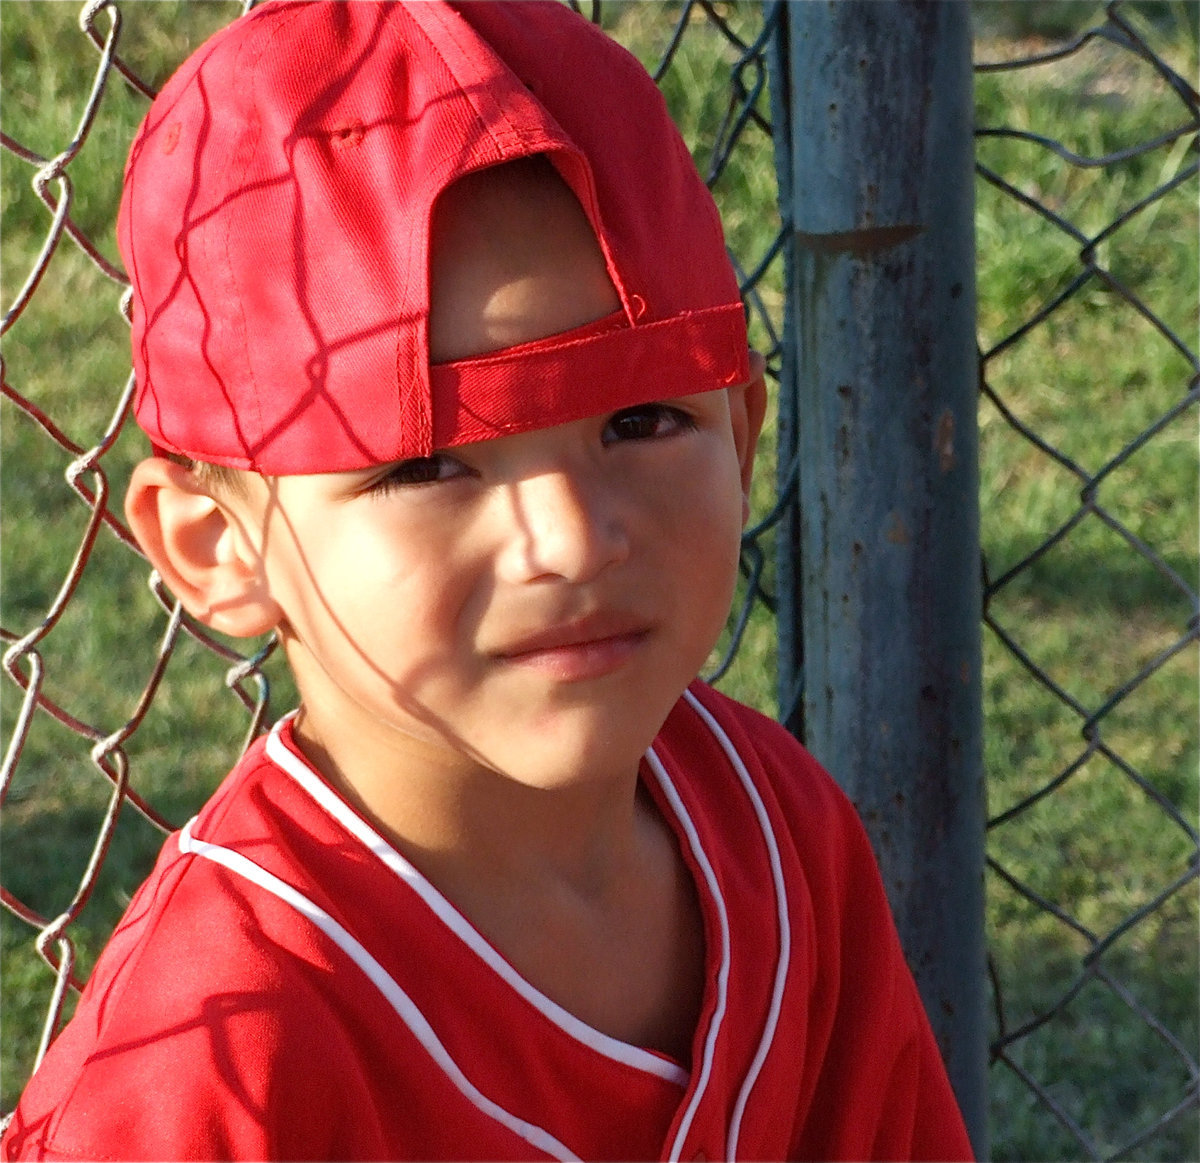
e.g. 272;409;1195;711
974;2;1198;1158
1;1;1197;1158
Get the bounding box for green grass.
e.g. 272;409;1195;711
974;3;1198;1157
2;2;1197;1159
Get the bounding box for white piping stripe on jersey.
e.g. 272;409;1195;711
682;687;792;1162
176;819;581;1163
262;721;689;1088
641;744;732;1163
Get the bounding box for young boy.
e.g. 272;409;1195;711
2;3;973;1159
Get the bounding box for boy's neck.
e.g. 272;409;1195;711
290;701;647;898
290;702;706;1066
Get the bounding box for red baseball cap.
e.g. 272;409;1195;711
117;0;749;474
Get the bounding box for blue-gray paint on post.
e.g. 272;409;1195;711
766;0;805;736
779;1;988;1153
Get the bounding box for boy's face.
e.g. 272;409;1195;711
221;377;759;791
142;158;764;792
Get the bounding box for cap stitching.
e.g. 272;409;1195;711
384;1;563;456
218;6;314;469
437;303;743;372
404;2;539;155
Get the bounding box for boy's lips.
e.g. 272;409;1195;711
492;615;653;681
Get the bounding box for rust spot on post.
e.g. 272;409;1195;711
794;223;925;258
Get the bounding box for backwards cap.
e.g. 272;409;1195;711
118;0;749;474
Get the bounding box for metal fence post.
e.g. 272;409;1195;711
777;2;988;1153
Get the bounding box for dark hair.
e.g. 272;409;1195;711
164;453;249;497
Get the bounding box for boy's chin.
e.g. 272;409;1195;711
459;686;685;789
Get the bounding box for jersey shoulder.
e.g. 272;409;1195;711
2;740;375;1161
678;680;864;834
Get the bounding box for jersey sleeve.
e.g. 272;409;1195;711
688;684;974;1162
0;847;383;1162
787;782;974;1161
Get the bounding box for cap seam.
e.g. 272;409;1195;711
386;3;567;456
403;5;640;358
405;2;544;155
219;7;314;469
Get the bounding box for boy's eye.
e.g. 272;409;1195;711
602;404;695;445
368;453;470;492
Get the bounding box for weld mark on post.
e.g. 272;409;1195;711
795;223;925;257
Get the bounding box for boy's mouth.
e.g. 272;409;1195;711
493;616;652;682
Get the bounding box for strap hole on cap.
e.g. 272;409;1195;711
330;122;365;149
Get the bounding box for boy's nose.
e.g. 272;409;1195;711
496;469;630;585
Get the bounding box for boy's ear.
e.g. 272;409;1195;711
730;350;769;522
124;458;282;638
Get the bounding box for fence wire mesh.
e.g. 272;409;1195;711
0;0;786;1120
974;2;1198;1158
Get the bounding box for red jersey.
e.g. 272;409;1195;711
2;682;972;1160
